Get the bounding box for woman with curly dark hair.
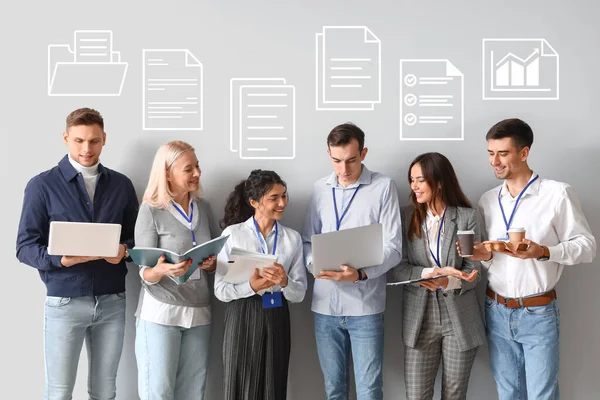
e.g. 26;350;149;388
214;169;307;400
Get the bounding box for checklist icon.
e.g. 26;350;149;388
400;59;464;141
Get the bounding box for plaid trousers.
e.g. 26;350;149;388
404;290;478;400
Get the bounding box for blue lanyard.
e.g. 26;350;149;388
171;200;196;246
425;208;446;268
252;217;278;255
332;185;361;231
497;175;539;238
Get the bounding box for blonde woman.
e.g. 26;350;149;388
134;141;217;400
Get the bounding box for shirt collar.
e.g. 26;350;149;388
500;171;541;199
58;155;106;182
243;216;282;237
326;164;373;189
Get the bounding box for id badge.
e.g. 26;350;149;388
263;292;283;309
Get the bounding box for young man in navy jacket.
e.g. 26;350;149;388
16;108;139;400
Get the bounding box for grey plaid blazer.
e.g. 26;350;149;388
390;205;486;351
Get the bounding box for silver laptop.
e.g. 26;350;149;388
312;223;384;272
48;221;122;257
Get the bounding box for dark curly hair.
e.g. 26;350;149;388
220;169;287;228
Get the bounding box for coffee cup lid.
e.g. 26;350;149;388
508;227;526;232
457;230;475;235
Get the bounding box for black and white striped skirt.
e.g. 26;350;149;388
223;294;291;400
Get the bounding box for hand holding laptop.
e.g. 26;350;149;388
315;264;362;282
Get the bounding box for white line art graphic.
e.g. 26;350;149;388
143;49;203;130
48;30;128;96
316;26;381;110
482;38;559;100
400;59;464;141
230;78;295;159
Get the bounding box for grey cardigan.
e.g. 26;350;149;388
134;198;215;307
390;205;486;351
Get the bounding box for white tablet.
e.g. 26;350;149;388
312;223;384;272
48;221;122;257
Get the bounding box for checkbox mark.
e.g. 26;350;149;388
404;74;417;87
404;113;417;126
404;94;417;106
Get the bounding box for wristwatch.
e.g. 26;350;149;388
537;246;550;261
353;269;367;283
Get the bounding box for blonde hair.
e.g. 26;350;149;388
143;141;201;208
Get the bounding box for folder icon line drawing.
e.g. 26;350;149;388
143;49;203;130
315;26;381;111
48;30;128;96
400;59;464;141
230;78;295;160
482;38;559;100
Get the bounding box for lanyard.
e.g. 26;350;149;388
497;175;539;237
332;185;361;231
171;200;196;246
252;217;278;255
425;208;446;268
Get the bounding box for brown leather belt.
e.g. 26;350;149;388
486;287;557;309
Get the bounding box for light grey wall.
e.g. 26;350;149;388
2;0;599;398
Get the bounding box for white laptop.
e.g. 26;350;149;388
311;223;384;272
48;221;122;257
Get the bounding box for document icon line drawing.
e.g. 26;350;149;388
48;30;128;96
143;49;203;130
230;79;296;159
482;38;559;100
316;26;381;111
400;59;464;141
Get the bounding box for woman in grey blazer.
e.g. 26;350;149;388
392;152;486;400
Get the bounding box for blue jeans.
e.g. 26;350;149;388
44;293;126;400
313;312;384;400
485;296;560;400
135;318;211;400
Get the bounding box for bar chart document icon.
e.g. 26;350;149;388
230;78;295;159
48;30;128;96
316;26;381;110
400;59;464;141
483;38;559;100
143;49;203;130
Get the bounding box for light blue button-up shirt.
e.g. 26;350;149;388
303;165;402;316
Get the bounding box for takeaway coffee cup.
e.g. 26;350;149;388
508;227;526;244
457;230;475;256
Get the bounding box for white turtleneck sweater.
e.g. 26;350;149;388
68;155;99;203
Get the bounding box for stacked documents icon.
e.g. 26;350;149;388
482;38;559;100
143;49;203;130
400;59;464;141
316;26;381;110
48;30;128;96
230;78;295;160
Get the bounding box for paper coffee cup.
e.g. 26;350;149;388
508;227;526;244
457;230;475;256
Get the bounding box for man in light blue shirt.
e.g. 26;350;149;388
303;123;402;400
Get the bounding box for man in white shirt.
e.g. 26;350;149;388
468;118;596;400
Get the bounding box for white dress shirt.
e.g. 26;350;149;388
68;155;98;202
420;208;462;290
478;172;596;298
134;198;211;328
214;217;307;303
